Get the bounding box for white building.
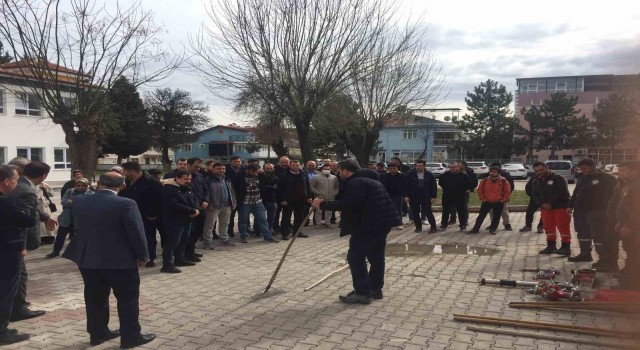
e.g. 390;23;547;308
0;60;74;183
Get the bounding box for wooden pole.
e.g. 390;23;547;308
304;264;350;291
466;326;639;349
453;314;638;338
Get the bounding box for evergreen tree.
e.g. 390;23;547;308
101;76;153;162
532;92;593;158
592;93;639;156
454;79;521;161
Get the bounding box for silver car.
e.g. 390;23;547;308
545;160;575;184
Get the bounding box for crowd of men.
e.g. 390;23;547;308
1;154;639;346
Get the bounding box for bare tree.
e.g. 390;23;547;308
0;0;179;177
342;25;446;165
191;0;398;162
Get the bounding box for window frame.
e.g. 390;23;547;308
0;89;4;114
54;148;72;169
14;92;41;116
16;147;44;161
402;128;417;140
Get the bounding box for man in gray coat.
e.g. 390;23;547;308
9;161;55;322
63;172;155;348
310;163;339;227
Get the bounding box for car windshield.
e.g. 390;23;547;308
426;163;442;167
503;164;523;169
546;162;571;170
467;162;484;166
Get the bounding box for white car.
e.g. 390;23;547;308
426;163;448;178
502;163;528;179
466;161;489;176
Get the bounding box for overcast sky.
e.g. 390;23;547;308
138;0;640;125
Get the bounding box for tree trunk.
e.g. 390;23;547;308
294;122;314;162
161;141;172;168
65;133;98;183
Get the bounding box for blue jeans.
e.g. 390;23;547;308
163;223;191;267
238;203;273;239
264;201;277;230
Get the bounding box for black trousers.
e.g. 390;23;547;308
441;195;469;226
0;249;22;336
79;268;141;343
525;200;543;228
52;225;75;254
281;200;306;238
185;211;206;258
448;193;470;222
11;258;27;316
143;218;159;261
348;232;388;295
472;202;504;230
409;198;436;230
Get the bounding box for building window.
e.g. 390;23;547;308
179;144;192;152
17;147;44;161
402;129;417;140
234;144;248;153
54;148;72;169
0;147;6;164
15;93;41;116
0;90;4;113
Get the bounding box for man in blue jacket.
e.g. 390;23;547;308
63;172;155;348
312;159;401;304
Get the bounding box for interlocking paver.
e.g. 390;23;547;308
6;208;638;349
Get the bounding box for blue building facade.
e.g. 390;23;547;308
374;116;462;164
174;124;272;163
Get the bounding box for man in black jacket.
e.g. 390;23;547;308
259;163;279;232
225;156;246;236
0;165;36;346
404;160;438;233
278;160;312;239
312;159;401;304
520;176;544;233
478;163;515;231
447;161;477;225
439;162;474;231
567;158;618;266
161;170;200;273
381;163;404;230
390;157;411;217
120;162;164;268
184;158;209;262
162;158;188;180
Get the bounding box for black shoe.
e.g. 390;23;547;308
459;225;467;231
504;224;513;231
536;226;544;234
241;238;248;243
330;219;337;224
370;290;383;300
298;233;309;238
428;228;438;234
568;253;593;262
194;253;203;258
489;229;497;235
519;226;531;232
174;260;196;267
414;228;422;233
439;225;448;231
281;236;289;240
228;232;235;237
539;241;557;254
10;308;46;322
46;252;59;259
212;233;220;240
120;334;156;349
160;266;182;273
467;228;479;234
0;331;30;345
90;329;120;345
264;238;279;243
145;260;155;268
185;256;201;263
447;219;457;225
339;291;372;305
554;242;571;256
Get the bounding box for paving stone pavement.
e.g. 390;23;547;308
6;210;639;350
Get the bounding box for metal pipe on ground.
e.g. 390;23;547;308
466;326;640;349
453;314;638;338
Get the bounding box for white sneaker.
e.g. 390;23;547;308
396;225;403;230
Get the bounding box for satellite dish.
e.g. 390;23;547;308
444;116;451;122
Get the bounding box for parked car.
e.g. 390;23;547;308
604;164;617;173
502;163;528;179
524;164;535;177
611;165;619;176
425;162;448;177
545;160;575;184
466;161;489;176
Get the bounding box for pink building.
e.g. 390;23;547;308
514;74;640;165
